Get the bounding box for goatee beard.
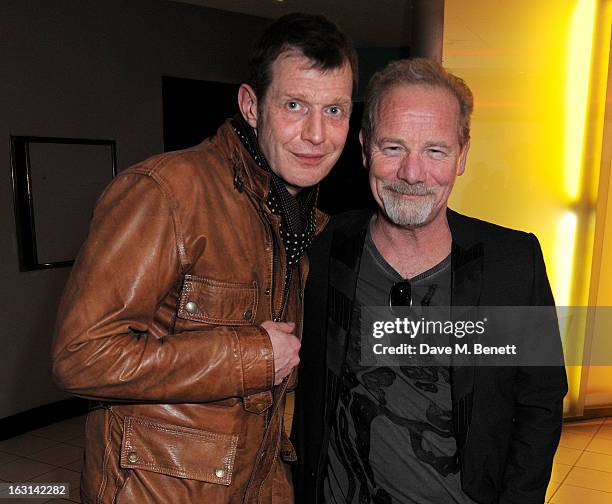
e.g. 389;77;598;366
380;181;436;227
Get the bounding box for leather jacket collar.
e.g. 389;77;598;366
213;119;329;235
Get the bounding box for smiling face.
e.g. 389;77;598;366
238;51;353;195
362;84;469;228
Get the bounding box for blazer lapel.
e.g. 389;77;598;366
326;224;368;375
450;238;484;449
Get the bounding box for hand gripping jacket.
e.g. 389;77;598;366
52;120;328;503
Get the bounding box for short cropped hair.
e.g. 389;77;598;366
248;13;358;102
362;58;474;148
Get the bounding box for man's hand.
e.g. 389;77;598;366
261;321;300;385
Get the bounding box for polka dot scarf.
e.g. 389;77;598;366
232;116;316;267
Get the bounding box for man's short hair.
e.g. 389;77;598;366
248;13;358;101
362;58;474;149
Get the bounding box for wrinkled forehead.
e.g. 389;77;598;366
378;84;459;114
373;84;462;139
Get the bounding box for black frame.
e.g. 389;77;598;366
10;136;117;271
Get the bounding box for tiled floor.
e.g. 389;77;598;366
1;413;612;503
548;416;612;503
0;415;84;503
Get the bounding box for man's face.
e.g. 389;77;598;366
362;84;469;228
241;51;353;195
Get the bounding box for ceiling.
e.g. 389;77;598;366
171;0;413;47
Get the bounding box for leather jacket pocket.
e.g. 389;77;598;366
120;415;238;485
243;390;273;414
177;275;258;325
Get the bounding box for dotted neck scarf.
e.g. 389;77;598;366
232;116;316;268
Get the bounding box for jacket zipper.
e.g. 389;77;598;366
254;256;305;501
244;212;292;501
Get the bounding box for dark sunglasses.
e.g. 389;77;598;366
389;280;412;308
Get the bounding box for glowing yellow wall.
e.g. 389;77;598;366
443;0;612;415
584;34;612;408
584;161;612;407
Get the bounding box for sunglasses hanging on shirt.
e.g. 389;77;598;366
389;280;412;308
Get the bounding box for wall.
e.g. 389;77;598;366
0;0;268;418
583;32;612;409
443;0;612;416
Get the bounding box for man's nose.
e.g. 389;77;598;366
301;112;325;145
397;153;425;184
397;152;425;184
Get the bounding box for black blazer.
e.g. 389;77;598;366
292;208;567;504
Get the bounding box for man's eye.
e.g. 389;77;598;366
286;101;301;111
428;149;446;159
382;146;401;154
327;106;342;116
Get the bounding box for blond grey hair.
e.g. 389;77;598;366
362;58;474;149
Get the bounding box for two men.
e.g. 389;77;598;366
52;14;356;503
292;59;567;503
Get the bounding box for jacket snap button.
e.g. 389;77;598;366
264;288;271;296
185;301;197;313
243;309;253;320
215;468;226;478
127;451;139;463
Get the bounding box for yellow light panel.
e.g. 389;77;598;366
563;0;596;201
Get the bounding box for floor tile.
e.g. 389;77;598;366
545;480;561;502
564;466;612;492
28;466;80;486
0;435;59;456
64;415;87;427
558;431;593;451
28;423;84;443
63;435;85;449
586;436;612;456
61;460;82;472
0;452;18;466
550;463;572;483
27;445;83;467
553;446;583;466
0;457;56;481
550;484;612;504
576;451;612;473
596;424;612;440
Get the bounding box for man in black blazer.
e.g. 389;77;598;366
292;59;567;504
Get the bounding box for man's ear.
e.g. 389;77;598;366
359;129;369;170
237;83;259;129
457;138;470;176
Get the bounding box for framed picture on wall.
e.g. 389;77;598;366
10;136;117;271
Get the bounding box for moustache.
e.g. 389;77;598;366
383;182;434;196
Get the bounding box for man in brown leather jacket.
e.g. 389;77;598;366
52;13;356;503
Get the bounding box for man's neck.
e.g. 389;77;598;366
370;209;452;280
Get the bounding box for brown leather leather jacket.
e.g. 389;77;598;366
52;120;328;503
